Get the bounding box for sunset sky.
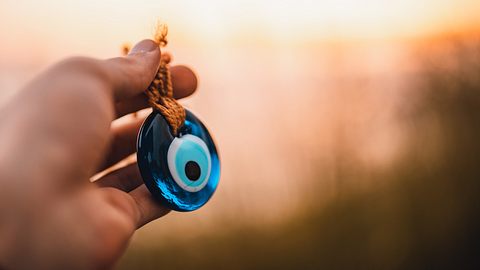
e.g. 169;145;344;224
1;0;480;59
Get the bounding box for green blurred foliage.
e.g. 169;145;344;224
119;36;480;270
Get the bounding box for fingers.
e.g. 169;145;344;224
98;117;145;172
95;163;143;192
115;94;149;119
100;185;170;230
114;65;198;118
129;185;170;228
96;162;170;228
170;65;198;99
43;39;193;108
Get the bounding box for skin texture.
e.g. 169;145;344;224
0;39;197;269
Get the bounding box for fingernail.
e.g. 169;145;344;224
128;39;158;55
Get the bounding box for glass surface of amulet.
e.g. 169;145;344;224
137;110;220;212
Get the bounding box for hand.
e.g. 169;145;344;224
0;40;197;269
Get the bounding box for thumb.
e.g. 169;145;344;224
105;39;161;102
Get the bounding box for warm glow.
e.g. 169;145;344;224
1;0;480;59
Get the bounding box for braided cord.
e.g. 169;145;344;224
124;24;186;135
145;53;186;135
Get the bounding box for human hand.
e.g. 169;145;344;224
0;39;197;269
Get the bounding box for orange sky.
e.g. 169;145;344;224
1;0;480;59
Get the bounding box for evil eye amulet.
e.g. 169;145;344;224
136;109;220;212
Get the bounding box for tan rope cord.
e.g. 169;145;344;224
123;24;186;135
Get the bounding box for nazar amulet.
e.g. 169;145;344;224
129;24;220;211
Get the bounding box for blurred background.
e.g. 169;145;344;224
1;0;480;269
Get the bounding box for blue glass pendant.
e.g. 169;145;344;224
137;110;220;212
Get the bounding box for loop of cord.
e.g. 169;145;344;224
123;24;186;135
146;53;186;135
